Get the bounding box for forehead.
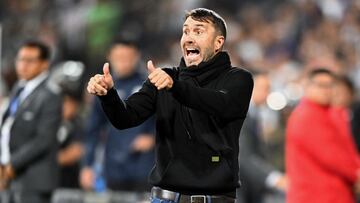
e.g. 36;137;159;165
111;44;137;53
18;46;40;56
183;17;212;28
311;73;334;82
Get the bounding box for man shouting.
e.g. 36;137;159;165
87;8;253;203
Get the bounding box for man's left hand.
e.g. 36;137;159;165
147;60;173;90
4;165;15;180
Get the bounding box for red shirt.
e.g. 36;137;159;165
286;98;360;203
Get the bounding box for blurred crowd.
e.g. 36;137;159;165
0;0;360;203
2;0;360;99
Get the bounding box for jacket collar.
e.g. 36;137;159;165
15;77;49;118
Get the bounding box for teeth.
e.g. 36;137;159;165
185;47;199;57
186;47;198;51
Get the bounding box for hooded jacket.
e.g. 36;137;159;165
99;52;253;195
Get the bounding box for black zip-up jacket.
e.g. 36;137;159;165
99;52;253;195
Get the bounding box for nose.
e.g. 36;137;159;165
183;33;195;44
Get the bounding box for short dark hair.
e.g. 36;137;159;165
19;40;51;61
308;68;335;80
184;8;227;40
108;38;139;53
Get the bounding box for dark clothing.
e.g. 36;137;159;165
99;52;253;196
237;105;275;203
3;79;61;192
84;72;155;189
0;78;62;202
351;102;360;152
0;189;52;203
58;116;84;188
15;190;51;203
107;181;151;191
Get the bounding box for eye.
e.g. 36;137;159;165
183;30;188;35
195;29;203;35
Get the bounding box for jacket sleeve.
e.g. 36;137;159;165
99;80;157;130
351;104;360;151
10;90;62;171
171;69;253;121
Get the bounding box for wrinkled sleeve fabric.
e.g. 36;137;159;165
99;80;157;130
171;69;253;121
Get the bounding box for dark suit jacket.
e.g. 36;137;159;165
237;106;274;203
351;102;360;152
1;78;62;193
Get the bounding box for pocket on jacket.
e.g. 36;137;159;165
22;111;35;121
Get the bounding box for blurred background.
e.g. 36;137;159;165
0;0;359;203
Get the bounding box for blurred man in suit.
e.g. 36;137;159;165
237;71;287;203
0;41;62;203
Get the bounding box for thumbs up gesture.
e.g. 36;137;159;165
147;60;173;90
102;63;114;88
87;63;114;96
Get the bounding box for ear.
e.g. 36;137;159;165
214;36;225;52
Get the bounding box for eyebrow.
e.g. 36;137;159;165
183;24;206;28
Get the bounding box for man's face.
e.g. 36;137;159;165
108;45;139;78
180;17;224;67
305;73;334;106
15;47;48;81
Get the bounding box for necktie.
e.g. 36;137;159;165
9;87;24;116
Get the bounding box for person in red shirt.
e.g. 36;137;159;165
285;68;360;203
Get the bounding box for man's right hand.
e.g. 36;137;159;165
80;167;95;191
87;63;114;96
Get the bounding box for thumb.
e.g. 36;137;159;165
147;60;156;73
103;63;110;77
102;62;113;89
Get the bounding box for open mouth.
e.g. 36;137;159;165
186;48;200;57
